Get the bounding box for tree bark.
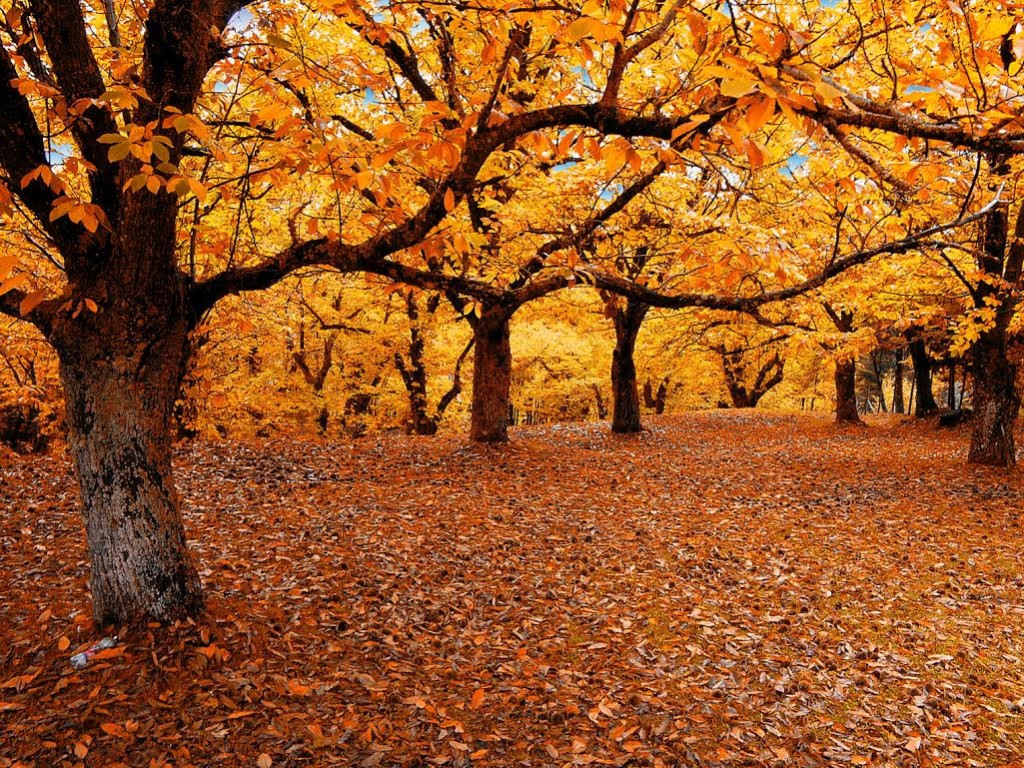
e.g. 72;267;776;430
892;348;905;414
834;359;862;424
395;294;439;435
967;199;1024;467
643;378;668;414
907;337;938;416
470;304;514;442
610;297;648;433
55;310;203;626
968;330;1019;466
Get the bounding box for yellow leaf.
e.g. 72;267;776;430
444;188;456;211
354;170;373;190
721;78;758;98
108;142;131;162
566;17;602;42
188;178;208;202
670;115;709;141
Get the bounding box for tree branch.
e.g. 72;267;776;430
29;0;119;210
0;47;99;265
190;97;730;311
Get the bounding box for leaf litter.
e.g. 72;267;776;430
1;411;1023;767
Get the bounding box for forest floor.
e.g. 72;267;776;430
2;412;1024;768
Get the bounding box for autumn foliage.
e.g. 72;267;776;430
3;0;1024;763
4;415;1024;766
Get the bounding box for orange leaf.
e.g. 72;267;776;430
100;722;128;738
469;688;485;709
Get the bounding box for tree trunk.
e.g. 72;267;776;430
727;388;757;408
470;305;514;442
871;351;887;413
610;298;648;433
892;349;905;414
834;359;862;424
590;384;608;420
56;313;203;626
907;337;937;416
396;293;440;436
946;361;957;410
643;378;668;414
968;329;1019;467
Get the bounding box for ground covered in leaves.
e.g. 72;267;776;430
2;412;1024;767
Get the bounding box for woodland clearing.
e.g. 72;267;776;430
2;412;1023;767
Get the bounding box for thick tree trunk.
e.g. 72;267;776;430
965;193;1024;466
56;315;203;625
470;305;514;442
968;331;1019;467
727;388;757;408
892;349;905;414
908;338;938;417
834;359;862;424
610;298;648;433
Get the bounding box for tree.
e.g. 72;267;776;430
822;304;862;425
1;0;750;620
713;344;786;410
3;0;1015;626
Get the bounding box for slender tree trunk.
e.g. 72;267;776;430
590;384;608;420
968;328;1019;466
871;352;887;413
908;338;938;416
470;305;514;442
892;349;905;414
610;298;648;433
947;361;957;411
55;312;203;625
834;359;862;424
643;378;668;414
395;295;438;435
